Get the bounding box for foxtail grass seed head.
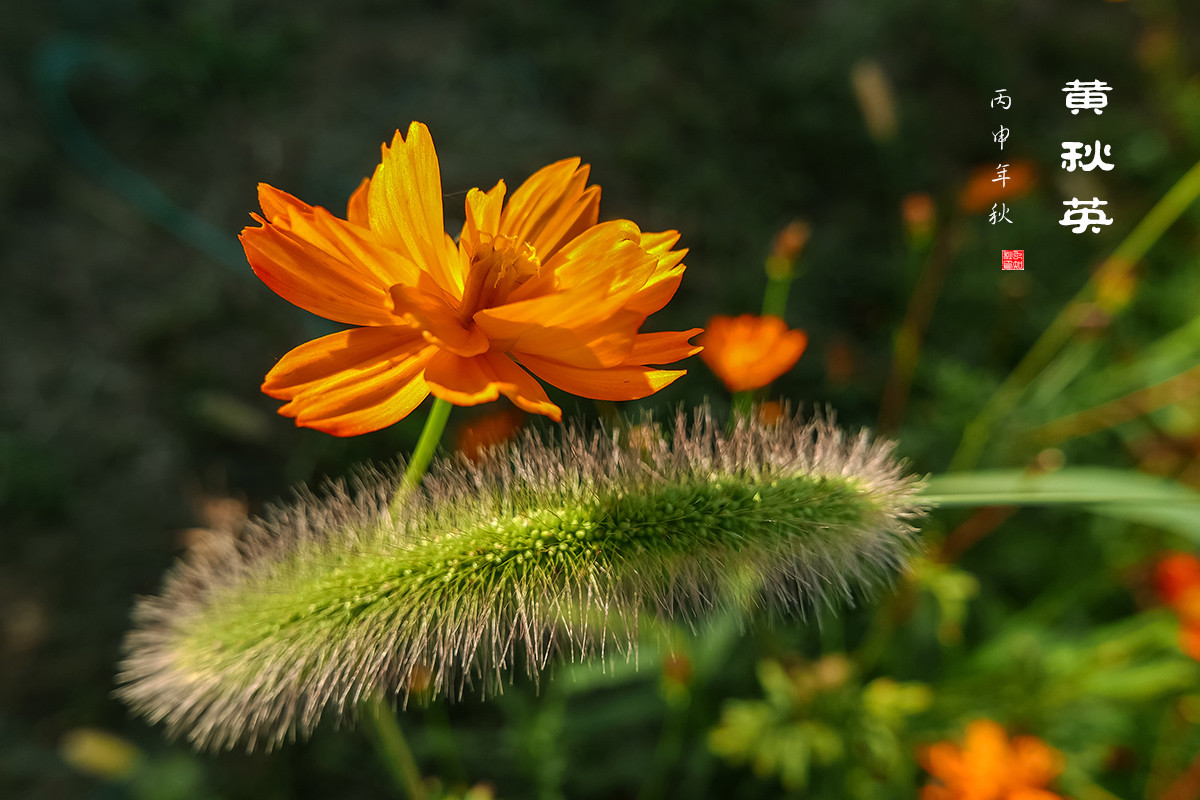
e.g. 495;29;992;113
118;406;926;751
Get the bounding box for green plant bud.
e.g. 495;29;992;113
117;406;925;751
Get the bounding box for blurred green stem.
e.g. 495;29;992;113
878;226;951;433
951;156;1200;471
731;391;753;422
637;682;691;800
761;274;792;319
364;699;427;800
854;606;896;673
373;398;455;797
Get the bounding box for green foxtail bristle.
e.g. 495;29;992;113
117;405;926;751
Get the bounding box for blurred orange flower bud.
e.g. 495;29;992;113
455;408;526;461
901;192;936;242
766;220;811;280
756;400;785;426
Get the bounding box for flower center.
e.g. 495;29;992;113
459;234;541;319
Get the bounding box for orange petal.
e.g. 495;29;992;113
263;326;435;436
960;719;1011;789
496;309;642;369
444;232;470;296
1179;587;1200;624
347;178;371;227
241;204;417;327
516;353;686;401
484;350;562;421
1180;621;1200;661
424;351;504;406
478;236;659;339
1155;553;1200;606
1011;736;1065;786
626;329;704;364
640;229;683;255
499;158;600;258
461;181;507;253
258;184;314;221
499;220;637;304
919;742;965;784
367;122;458;295
626;264;687;316
625;233;688;315
543;219;643;279
514;221;688;317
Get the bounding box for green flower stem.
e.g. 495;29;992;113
364;698;427;800
951;156;1200;471
761;274;792;320
878;226;952;434
637;682;691;800
731;391;754;422
391;397;454;517
374;397;453;799
853;599;898;674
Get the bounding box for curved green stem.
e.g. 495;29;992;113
731;391;753;423
364;699;427;800
373;398;453;797
390;397;454;517
761;275;792;319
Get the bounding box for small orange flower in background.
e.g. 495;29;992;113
698;315;808;393
765;219;810;280
902;192;937;242
755;400;785;426
1154;552;1200;660
920;719;1065;800
241;122;702;436
454;407;525;462
959;160;1037;213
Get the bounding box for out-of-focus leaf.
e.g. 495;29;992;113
922;468;1200;541
1063;314;1200;409
1078;660;1200;701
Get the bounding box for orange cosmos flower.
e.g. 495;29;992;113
241;122;702;436
902;192;936;242
698;314;807;393
959;160;1037;214
1154;552;1200;608
1154;552;1200;660
920;719;1065;800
